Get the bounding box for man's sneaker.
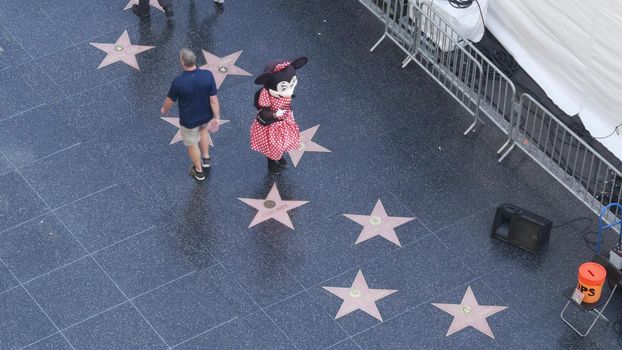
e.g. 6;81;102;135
132;4;150;17
276;157;288;168
201;157;210;169
163;6;174;17
214;0;224;4
188;166;206;181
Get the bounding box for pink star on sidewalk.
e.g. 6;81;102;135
123;0;164;12
90;30;154;70
343;199;415;247
238;183;309;229
432;286;507;339
288;125;331;167
323;270;397;321
160;117;229;146
200;50;252;88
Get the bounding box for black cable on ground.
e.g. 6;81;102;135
552;215;613;258
552;216;593;229
583;230;602;255
582;229;617;258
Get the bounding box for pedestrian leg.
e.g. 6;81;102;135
137;0;151;10
132;0;151;17
157;0;174;16
187;144;203;172
199;126;211;168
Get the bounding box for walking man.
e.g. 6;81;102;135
161;48;221;181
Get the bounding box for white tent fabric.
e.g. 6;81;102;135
417;0;488;47
486;0;622;161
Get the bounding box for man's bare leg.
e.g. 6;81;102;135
187;144;203;172
199;127;210;160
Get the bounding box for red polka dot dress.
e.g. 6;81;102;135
250;88;301;160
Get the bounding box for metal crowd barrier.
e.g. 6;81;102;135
369;0;483;133
415;2;516;136
358;0;393;20
359;0;622;222
499;94;622;222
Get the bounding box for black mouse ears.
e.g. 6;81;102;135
254;72;272;86
254;56;308;85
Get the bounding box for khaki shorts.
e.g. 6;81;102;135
180;123;208;146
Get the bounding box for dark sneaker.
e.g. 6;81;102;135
267;159;280;175
188;166;206;181
276;157;288;168
163;6;174;17
201;157;210;169
132;4;150;17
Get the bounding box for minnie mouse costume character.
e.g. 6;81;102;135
250;57;308;174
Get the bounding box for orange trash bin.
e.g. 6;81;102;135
577;262;607;303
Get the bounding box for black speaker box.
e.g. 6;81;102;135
491;203;552;253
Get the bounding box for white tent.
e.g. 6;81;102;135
486;0;622;161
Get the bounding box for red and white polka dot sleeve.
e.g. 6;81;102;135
258;89;271;108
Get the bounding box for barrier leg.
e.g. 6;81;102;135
498;142;516;162
402;56;412;68
497;139;512;154
463;120;477;135
370;33;386;52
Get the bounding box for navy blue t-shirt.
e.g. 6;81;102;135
167;68;218;128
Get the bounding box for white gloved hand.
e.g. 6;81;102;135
275;109;286;118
